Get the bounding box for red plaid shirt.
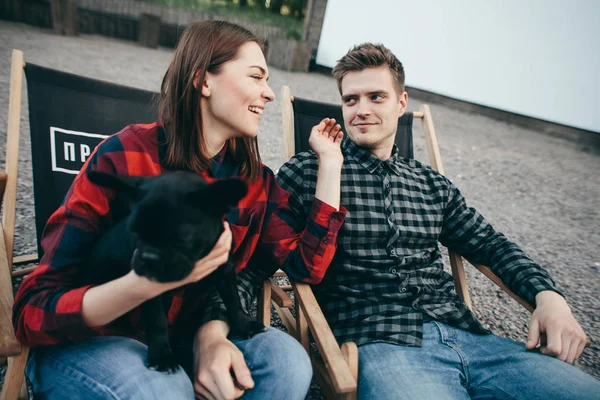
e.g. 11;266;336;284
13;123;346;346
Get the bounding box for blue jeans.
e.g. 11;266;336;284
358;322;600;400
26;327;312;400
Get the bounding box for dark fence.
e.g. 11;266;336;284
0;0;285;48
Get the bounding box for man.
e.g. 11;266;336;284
276;43;599;399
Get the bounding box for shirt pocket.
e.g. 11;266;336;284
227;210;257;254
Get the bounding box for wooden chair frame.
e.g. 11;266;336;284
270;85;535;399
1;49;30;400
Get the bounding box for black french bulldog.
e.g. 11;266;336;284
83;170;266;373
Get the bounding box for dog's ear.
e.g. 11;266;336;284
197;179;248;214
87;171;145;196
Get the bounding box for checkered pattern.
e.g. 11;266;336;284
13;123;346;347
277;137;560;347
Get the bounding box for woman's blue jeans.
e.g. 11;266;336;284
26;327;312;399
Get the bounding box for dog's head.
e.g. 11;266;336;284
88;171;247;282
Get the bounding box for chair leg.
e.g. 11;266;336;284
0;347;29;400
340;342;358;400
257;280;271;326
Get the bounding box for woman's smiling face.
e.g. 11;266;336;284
201;41;275;139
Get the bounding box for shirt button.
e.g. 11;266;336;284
400;287;407;293
390;268;397;274
384;182;390;189
390;249;396;256
323;238;328;244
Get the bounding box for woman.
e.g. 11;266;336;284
13;20;346;400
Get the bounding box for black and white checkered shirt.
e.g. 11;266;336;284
276;138;560;347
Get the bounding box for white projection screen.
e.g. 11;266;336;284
316;0;600;133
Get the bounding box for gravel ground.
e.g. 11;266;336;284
1;20;598;398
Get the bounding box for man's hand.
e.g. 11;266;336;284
308;118;344;165
193;321;254;400
526;290;590;364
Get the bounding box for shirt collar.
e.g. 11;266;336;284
158;126;239;178
341;137;403;176
209;142;240;179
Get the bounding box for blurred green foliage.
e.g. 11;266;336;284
140;0;307;31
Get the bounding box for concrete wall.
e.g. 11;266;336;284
316;0;600;133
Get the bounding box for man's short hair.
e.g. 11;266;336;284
332;43;405;96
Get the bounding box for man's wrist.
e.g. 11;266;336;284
535;290;565;307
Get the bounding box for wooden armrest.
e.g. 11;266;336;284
0;222;22;357
292;281;357;394
273;269;287;278
471;263;534;313
270;281;293;308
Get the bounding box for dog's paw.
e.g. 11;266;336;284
148;353;180;374
229;314;267;339
244;320;267;338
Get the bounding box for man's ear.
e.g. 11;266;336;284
397;91;408;116
87;171;144;196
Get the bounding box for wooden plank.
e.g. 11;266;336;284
270;281;293;308
420;104;444;174
340;342;358;400
273;269;287;278
11;266;36;278
471;263;534;313
257;280;271;326
3;49;24;268
449;252;472;310
420;104;473;304
293;281;356;394
12;254;38;266
295;289;309;352
281;86;295;161
0;347;29;400
0;221;22;358
311;353;339;400
272;303;297;338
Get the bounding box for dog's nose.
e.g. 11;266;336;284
140;250;160;262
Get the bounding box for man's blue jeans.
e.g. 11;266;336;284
358;321;600;400
26;327;312;399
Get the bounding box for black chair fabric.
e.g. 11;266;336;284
291;96;414;158
24;63;158;257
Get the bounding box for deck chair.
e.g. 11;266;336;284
271;85;536;400
0;49;274;400
0;49;159;399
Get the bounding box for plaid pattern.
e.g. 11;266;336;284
13;123;346;347
276;137;560;347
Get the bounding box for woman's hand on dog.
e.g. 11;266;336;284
182;221;232;286
133;222;233;298
193;320;253;400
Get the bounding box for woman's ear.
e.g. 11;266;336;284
197;71;212;97
193;70;211;97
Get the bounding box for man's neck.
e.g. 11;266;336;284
370;146;393;161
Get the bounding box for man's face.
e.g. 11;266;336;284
340;66;408;155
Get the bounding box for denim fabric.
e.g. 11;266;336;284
357;322;600;400
27;328;312;400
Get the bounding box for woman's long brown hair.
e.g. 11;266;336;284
158;20;263;181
